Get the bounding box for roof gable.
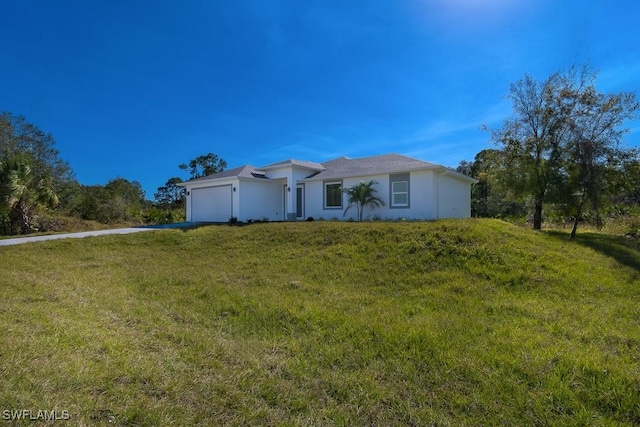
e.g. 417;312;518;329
260;159;325;171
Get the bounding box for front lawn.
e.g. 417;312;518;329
1;220;638;425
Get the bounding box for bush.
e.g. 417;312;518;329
31;214;111;233
603;214;640;237
144;208;186;225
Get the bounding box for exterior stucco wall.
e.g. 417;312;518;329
303;172;445;221
407;170;437;220
303;180;325;219
237;180;284;221
264;166;317;220
436;174;472;218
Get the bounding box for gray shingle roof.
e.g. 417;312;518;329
180;165;263;184
179;153;476;185
302;153;440;181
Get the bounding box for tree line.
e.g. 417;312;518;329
458;66;639;237
0;111;227;235
2;65;638;237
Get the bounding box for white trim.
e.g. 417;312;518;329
323;181;342;209
391;181;409;207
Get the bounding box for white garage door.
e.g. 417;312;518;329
191;185;232;222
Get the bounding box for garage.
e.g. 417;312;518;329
190;185;232;222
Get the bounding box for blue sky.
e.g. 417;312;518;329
2;0;639;199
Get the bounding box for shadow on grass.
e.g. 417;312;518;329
547;230;640;272
136;222;216;232
136;221;286;232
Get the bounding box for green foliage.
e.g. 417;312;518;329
143;208;185;224
0;111;194;233
179;152;227;179
0;155;59;234
341;180;385;221
153;177;185;209
105;178;146;206
1;220;639;425
0;112;75;199
485;66;639;234
601;211;640;237
72;178;146;224
555;69;639;237
458;149;527;218
617;158;640;204
488;71;568;230
0;112;75;234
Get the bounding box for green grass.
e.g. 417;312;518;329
1;219;639;426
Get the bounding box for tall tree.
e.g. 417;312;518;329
101;178;146;223
0;155;59;234
179;153;227;179
616;156;640;205
458;149;524;218
72;178;146;224
104;177;146;207
556;69;640;237
72;185;104;222
488;72;567;230
154;177;185;209
488;66;638;233
342;180;385;221
0;112;75;194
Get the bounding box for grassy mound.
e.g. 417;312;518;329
1;220;638;425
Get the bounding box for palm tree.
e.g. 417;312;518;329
342;180;385;221
0;156;59;234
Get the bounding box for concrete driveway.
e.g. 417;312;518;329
0;223;196;247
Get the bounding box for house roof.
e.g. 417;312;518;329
179;153;477;185
177;165;266;185
301;153;441;181
260;159;325;171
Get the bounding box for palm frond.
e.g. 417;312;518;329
341;180;385;221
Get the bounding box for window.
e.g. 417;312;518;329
324;181;342;209
390;174;410;208
392;181;409;206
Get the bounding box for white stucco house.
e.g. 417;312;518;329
178;153;477;222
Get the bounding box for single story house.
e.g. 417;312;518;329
178;153;478;222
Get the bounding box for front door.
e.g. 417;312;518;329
296;185;304;220
282;185;288;220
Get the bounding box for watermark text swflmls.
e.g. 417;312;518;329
2;409;70;421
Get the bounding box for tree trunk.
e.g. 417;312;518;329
569;215;579;239
532;193;544;230
15;200;32;234
569;195;586;239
